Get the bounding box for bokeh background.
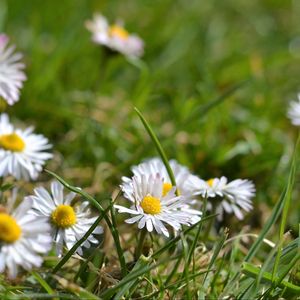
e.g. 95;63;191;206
1;0;299;233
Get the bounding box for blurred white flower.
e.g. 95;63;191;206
116;173;201;237
29;181;103;257
0;33;26;105
122;157;201;223
85;13;144;58
187;175;255;220
0;197;52;279
287;93;300;126
0;113;52;180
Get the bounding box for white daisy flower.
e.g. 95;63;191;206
287;93;300;126
122;157;201;223
29;181;103;256
85;13;144;58
0;197;52;279
0;113;52;181
186;175;226;198
187;175;255;220
115;173;201;237
0;33;26;105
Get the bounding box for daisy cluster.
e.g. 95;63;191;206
2;12;298;285
116;157;256;236
0;181;102;278
0;34;102;279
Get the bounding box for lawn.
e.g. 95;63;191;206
0;0;299;299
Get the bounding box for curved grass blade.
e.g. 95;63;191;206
46;170;127;277
52;206;110;274
134;107;177;190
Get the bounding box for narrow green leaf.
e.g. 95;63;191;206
46;170;127;277
52;208;108;274
272;135;299;281
242;263;300;293
31;271;56;297
134;107;177;190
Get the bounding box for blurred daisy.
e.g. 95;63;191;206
0;33;26;105
115;173;201;237
188;176;255;220
287;93;300;126
186;175;226;198
0;113;52;180
29;181;103;256
0;197;52;279
85;13;144;58
122;157;201;223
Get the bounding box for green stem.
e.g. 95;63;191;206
135;229;148;260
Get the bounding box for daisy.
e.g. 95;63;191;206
123;157;195;200
0;113;52;180
115;173;201;237
186;175;227;198
0;33;26;105
287;93;300;126
0;197;52;279
85;13;144;58
122;157;201;223
188;175;255;220
29;181;103;256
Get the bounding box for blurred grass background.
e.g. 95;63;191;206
1;0;299;232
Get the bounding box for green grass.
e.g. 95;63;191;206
1;0;300;298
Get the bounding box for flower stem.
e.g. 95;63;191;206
135;229;148;260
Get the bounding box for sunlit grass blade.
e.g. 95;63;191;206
242;263;300;294
31;271;56;299
134;107;177;189
271;134;299;281
46;170;127;277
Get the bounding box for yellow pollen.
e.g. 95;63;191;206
162;182;173;196
140;195;161;215
109;25;129;40
207;178;215;187
0;133;25;152
51;205;77;228
0;213;22;243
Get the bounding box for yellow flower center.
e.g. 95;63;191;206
140;195;161;215
51;205;77;228
162;182;173;196
109;25;129;40
0;213;22;243
207;178;215;187
0;133;25;152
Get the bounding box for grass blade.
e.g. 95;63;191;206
46;170;127;277
52;206;109;274
271;135;299;281
134;107;177;189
